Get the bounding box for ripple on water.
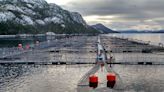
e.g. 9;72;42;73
113;65;164;92
0;65;92;92
1;64;164;92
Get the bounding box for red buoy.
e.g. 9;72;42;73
89;75;98;88
107;73;116;88
18;44;23;50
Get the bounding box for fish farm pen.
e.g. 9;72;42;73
0;35;163;65
0;34;164;92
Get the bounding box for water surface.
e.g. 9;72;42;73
106;33;164;45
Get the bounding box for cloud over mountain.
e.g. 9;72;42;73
61;0;164;30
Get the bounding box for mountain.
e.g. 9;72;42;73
119;30;147;33
92;23;119;33
0;0;98;34
120;30;164;33
152;30;164;33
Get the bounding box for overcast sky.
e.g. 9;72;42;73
46;0;164;31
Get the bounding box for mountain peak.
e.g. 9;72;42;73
92;23;118;33
94;23;104;26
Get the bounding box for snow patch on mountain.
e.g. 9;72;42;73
3;4;25;13
35;19;45;25
21;7;36;16
21;0;46;4
44;17;63;24
61;24;65;28
0;11;16;22
52;17;63;24
44;17;52;23
21;15;34;25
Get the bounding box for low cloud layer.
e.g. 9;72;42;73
49;0;164;30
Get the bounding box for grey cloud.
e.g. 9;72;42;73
61;0;164;30
63;0;164;20
155;20;164;26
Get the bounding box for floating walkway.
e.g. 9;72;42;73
77;36;123;92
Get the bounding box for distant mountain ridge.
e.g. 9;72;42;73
119;30;164;33
91;23;119;33
0;0;98;34
152;30;164;33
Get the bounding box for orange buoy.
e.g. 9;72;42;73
107;73;116;88
89;75;98;88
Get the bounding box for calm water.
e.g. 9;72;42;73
106;33;164;45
